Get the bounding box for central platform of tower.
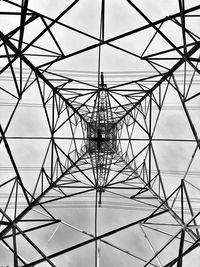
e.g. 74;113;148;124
87;121;117;154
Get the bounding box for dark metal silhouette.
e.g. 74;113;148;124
0;0;200;266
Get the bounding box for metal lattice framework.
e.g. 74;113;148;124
0;0;200;266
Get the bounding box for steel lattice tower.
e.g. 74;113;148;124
0;0;200;266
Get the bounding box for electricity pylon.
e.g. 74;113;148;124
0;0;200;266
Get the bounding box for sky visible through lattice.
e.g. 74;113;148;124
0;0;200;266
